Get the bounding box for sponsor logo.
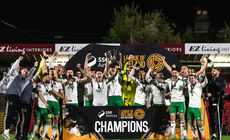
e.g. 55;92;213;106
146;53;164;71
120;109;134;119
88;55;97;67
134;108;145;120
185;44;230;54
55;44;87;54
98;110;117;118
165;47;183;52
0;45;53;54
98;110;105;118
58;45;83;52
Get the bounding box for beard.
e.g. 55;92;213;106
211;73;216;77
46;80;50;83
172;75;177;79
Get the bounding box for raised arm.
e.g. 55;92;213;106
26;61;38;78
146;67;153;83
123;55;134;73
8;56;23;76
201;74;208;88
84;53;91;70
117;52;123;69
162;56;172;74
105;51;110;76
128;64;140;85
195;58;208;77
49;51;58;69
77;64;90;78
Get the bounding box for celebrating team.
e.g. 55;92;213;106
1;50;222;140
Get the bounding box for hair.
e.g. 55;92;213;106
90;67;96;72
172;67;180;72
212;67;221;72
21;68;28;71
182;65;189;68
109;62;119;68
66;69;73;72
42;72;49;77
188;73;196;78
96;69;103;73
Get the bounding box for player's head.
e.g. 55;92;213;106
42;72;50;83
189;74;196;84
172;68;180;80
21;68;28;78
75;70;82;78
66;69;74;78
49;68;55;79
90;67;96;78
141;71;147;81
60;66;66;74
188;68;194;74
157;72;164;79
181;65;188;74
212;67;221;78
138;67;145;74
96;69;104;81
109;62;118;75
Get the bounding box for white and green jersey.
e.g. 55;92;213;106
92;78;108;106
37;82;51;108
188;77;208;108
62;77;80;104
107;74;122;96
84;81;93;101
165;78;185;102
148;80;167;105
47;80;63;102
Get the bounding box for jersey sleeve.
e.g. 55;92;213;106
61;79;67;84
58;82;63;90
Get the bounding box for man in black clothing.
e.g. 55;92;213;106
205;67;226;139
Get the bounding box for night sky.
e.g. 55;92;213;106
0;0;230;42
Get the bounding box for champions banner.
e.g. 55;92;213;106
62;106;170;139
60;101;210;139
65;43;182;79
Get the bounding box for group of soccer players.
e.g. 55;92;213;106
2;50;212;140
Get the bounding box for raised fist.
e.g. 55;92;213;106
34;61;39;67
19;56;24;61
3;72;7;76
76;63;81;68
53;51;58;56
128;54;134;60
104;51;109;57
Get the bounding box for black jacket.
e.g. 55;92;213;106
204;76;226;103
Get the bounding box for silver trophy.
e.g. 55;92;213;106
107;50;121;63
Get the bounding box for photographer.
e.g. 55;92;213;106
204;67;226;139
